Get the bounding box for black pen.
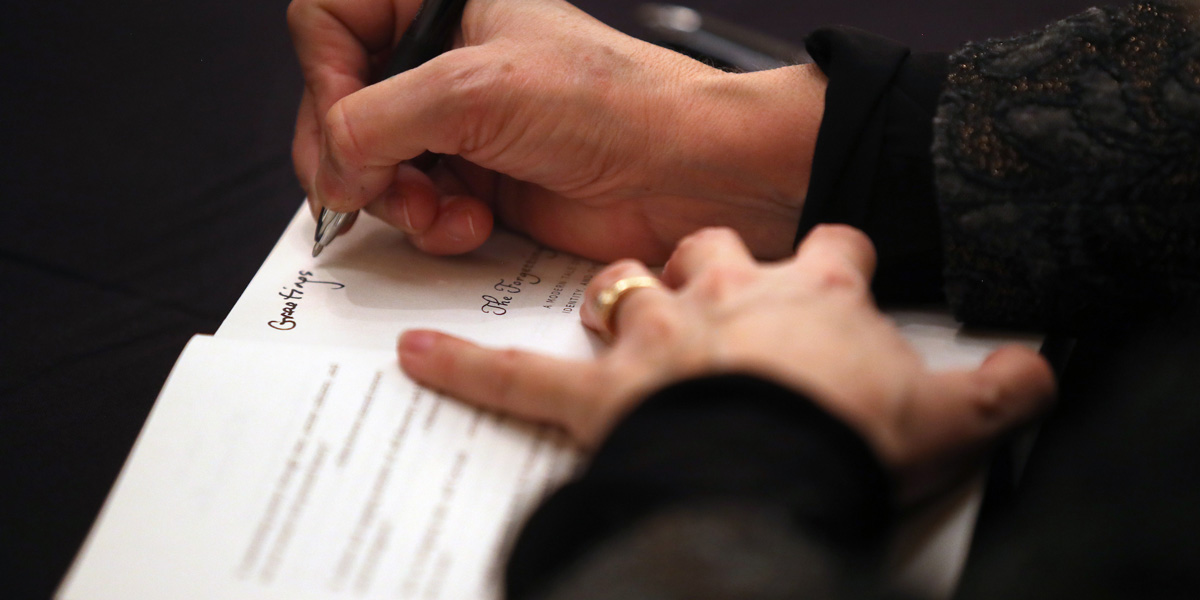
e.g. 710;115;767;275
313;0;469;258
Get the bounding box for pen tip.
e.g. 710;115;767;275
312;242;325;258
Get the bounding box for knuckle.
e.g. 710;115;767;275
490;348;528;405
323;101;366;165
690;264;753;304
811;261;864;291
424;342;461;385
570;369;613;433
680;226;740;249
625;299;682;340
812;223;867;243
291;144;310;185
432;57;514;154
285;1;307;33
811;224;878;268
608;259;647;277
593;259;647;289
973;380;1006;421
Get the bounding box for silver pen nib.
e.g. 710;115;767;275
312;207;354;258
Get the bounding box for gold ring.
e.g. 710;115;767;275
593;275;665;340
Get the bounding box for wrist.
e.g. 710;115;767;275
672;64;827;258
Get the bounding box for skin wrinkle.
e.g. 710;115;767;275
295;0;824;261
555;45;652;197
313;2;395;53
289;5;377;101
327;103;369;182
425;55;497;157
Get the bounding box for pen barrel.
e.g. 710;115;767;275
386;0;470;74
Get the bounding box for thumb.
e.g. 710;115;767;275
960;343;1057;437
889;345;1056;500
313;46;502;212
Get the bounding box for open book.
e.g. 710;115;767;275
57;207;1040;600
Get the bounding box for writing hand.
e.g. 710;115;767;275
397;225;1056;502
288;0;825;262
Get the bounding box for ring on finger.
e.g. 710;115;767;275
592;276;667;343
593;276;666;341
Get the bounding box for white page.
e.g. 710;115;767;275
217;207;602;359
58;336;578;600
890;309;1041;371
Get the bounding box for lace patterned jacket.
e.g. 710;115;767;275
934;2;1200;331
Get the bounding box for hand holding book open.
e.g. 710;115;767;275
398;224;1056;503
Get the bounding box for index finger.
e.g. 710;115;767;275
288;0;418;104
288;0;421;191
398;330;611;446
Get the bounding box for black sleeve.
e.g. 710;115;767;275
800;27;950;304
504;375;891;600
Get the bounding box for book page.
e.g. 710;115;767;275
58;336;578;600
889;308;1041;370
217;207;602;359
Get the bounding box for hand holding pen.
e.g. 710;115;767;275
289;0;827;263
307;0;468;257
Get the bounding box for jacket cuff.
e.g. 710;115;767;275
802;27;949;303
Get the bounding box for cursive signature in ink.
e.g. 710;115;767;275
269;270;345;331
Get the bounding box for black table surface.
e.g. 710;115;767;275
0;1;1097;597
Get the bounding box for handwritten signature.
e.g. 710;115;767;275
269;270;345;331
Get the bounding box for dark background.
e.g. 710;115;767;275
0;1;1097;597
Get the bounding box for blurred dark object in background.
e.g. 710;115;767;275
600;0;1100;51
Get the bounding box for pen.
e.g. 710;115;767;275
313;0;470;258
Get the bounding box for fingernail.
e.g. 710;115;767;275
316;151;352;209
399;330;438;355
446;206;476;241
387;189;415;233
309;175;322;206
400;195;414;231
